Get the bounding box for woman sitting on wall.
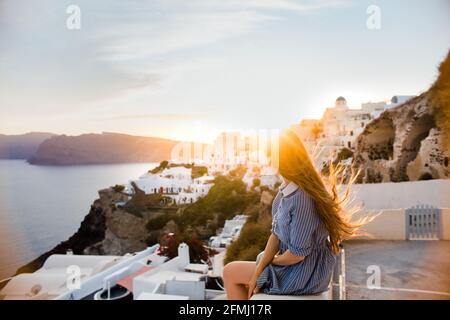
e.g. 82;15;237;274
223;129;366;299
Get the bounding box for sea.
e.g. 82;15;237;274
0;159;158;279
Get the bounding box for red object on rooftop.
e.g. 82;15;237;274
117;266;154;292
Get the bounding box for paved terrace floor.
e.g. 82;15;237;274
344;240;450;300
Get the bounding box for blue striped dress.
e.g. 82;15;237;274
256;181;336;295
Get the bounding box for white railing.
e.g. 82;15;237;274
55;244;159;300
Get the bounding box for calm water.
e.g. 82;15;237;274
0;160;157;279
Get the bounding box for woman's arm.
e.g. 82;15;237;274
272;250;304;266
247;233;279;298
254;233;280;277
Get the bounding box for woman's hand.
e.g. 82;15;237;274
245;233;279;299
247;274;260;299
271;250;304;266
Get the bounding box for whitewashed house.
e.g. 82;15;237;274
209;215;248;249
291;95;415;168
260;166;280;188
242;165;279;190
130;166;214;205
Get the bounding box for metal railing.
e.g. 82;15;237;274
332;245;346;300
406;204;441;240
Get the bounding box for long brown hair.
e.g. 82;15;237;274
277;129;366;254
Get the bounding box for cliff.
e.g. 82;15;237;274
0;132;55;159
353;52;450;183
16;187;173;274
28;132;179;165
353;93;449;183
16;173;264;274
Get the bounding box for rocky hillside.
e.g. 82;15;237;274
16;171;265;274
28;132;179;165
353;52;450;183
16;187;172;274
0;132;55;159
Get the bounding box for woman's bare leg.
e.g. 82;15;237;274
223;261;257;300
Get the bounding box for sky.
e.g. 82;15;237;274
0;0;449;143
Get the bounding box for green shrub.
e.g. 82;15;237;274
430;51;450;149
149;160;169;174
146;213;173;231
164;233;209;263
145;233;160;246
252;178;261;188
191;166;208;179
112;184;125;192
178;175;249;230
224;217;271;264
336;147;353;161
228;165;247;179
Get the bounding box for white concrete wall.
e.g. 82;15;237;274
352;209;406;240
441;208;450;240
347;179;450;210
349;208;450;240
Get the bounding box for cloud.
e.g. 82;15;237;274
92;0;351;62
0;0;352;116
92;8;274;62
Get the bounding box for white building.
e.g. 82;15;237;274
320;96;373;149
209;215;248;249
131;166;214;205
207;132;263;174
242;165;280;190
292;95;415;168
260;166;280;188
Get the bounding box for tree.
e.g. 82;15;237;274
311;124;323;141
149;160;169;174
163;233;210;263
336;147;353;162
252;178;261;188
146;213;173;231
228;165;247;179
191;165;208;179
224;217;272;264
112;184;125;193
160;160;169;169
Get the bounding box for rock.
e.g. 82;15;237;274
353;93;449;183
258;190;275;222
406;128;449;180
260;190;274;207
16;186;170;274
28;132;179;165
0;132;55;159
162;220;179;234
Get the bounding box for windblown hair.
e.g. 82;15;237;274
277;129;368;254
